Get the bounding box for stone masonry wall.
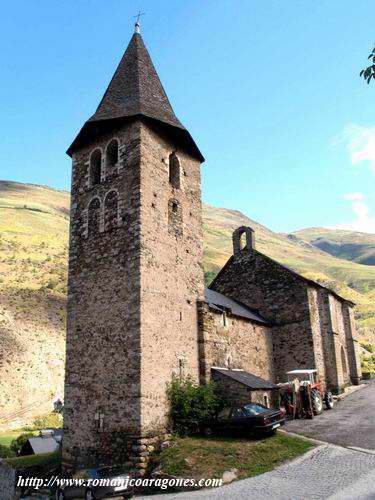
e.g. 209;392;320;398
307;288;327;389
211;249;311;325
328;294;356;389
210;249;316;383
343;305;362;385
63;121;143;469
138;122;204;436
197;302;276;406
0;460;16;500
315;289;340;391
197;302;274;383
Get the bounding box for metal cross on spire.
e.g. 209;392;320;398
134;11;145;34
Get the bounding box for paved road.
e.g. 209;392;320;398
139;445;375;499
286;381;375;450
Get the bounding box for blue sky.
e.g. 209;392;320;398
1;0;374;233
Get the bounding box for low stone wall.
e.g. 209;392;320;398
0;460;16;500
63;432;172;475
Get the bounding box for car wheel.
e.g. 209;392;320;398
311;390;323;415
85;489;95;500
55;490;65;500
324;391;334;410
203;426;213;437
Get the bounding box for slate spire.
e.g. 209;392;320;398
68;29;203;160
88;31;184;130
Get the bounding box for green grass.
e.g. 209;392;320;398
0;430;32;447
0;431;19;447
6;450;61;470
157;433;313;481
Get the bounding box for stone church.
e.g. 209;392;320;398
63;24;361;469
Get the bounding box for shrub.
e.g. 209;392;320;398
166;375;226;435
361;352;375;373
29;412;63;430
10;433;35;455
363;343;375;354
0;444;16;458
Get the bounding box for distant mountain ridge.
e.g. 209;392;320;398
291;227;375;266
0;181;374;419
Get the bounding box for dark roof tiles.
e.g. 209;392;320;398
212;368;278;390
204;288;269;324
88;33;184;130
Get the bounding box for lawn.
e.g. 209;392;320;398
0;430;27;447
6;450;61;470
157;433;314;481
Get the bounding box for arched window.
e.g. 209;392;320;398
88;198;101;237
168;198;182;236
169;152;180;189
104;190;119;231
240;232;247;250
90;149;102;186
106;139;119;175
232;226;255;255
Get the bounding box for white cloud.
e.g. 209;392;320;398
331;192;375;233
338;124;375;174
343;192;364;201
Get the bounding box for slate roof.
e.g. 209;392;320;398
67;32;203;161
88;33;183;128
212;368;278;390
27;436;60;455
204;288;269;324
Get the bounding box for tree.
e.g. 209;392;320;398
360;45;375;83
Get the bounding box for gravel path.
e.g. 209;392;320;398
139;444;375;500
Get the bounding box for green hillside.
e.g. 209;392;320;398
0;181;374;419
292;227;375;266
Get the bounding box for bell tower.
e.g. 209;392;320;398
63;23;204;469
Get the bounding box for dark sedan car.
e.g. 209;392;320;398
203;403;285;436
54;467;133;499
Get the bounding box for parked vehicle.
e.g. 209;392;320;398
285;369;334;415
54;467;134;499
203;403;285;436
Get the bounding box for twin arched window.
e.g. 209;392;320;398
89;140;119;187
87;191;119;236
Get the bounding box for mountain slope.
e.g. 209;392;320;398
0;181;374;420
0;181;69;422
292;227;375;266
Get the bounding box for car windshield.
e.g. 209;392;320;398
243;403;270;415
